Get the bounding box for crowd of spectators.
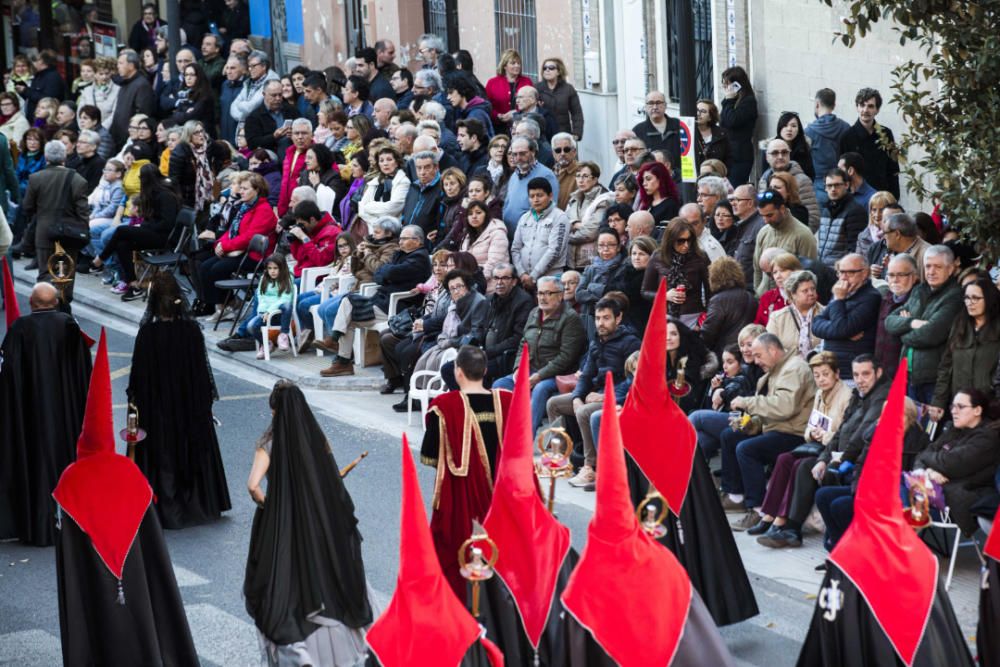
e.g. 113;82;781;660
4;17;999;553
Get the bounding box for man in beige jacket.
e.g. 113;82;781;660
721;332;817;530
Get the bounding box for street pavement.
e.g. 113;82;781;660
0;273;984;666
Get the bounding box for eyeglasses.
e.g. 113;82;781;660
596;242;619;249
695;192;717;199
731;197;753;203
495;275;515;282
399;235;420;241
448;285;467;294
542;65;558;71
645;100;666;107
964;295;985;302
623;146;644;153
612;139;627;146
886;272;914;279
537;290;562;297
836;268;865;275
553;146;574;154
767;150;791;157
575;172;595;179
756;191;779;203
674;237;692;246
951;403;972;411
248;62;264;69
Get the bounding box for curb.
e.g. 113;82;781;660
9;263;383;391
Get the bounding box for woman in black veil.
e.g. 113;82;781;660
245;379;374;666
127;272;231;528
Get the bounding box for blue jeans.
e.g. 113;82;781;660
317;294;346;332
234;294;259;338
297;289;322;327
720;427;803;508
246;303;293;338
689;410;732;460
492;374;559;432
815;485;854;551
590;409;604;452
89;220;121;268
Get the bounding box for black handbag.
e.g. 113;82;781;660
346;292;376;322
387;307;416;337
46;170;89;249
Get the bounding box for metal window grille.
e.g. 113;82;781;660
666;0;714;103
495;0;538;79
424;0;459;52
345;0;367;54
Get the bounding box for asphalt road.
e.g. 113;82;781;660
0;294;811;667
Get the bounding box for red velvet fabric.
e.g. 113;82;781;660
2;257;19;327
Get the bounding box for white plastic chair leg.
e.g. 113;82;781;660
944;526;961;590
261;329;271;361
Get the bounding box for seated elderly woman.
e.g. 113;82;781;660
906;387;1000;536
700;256;757;357
747;351;852;543
766;270;824;358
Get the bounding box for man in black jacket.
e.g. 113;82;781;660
323;225;431;377
816;169;868;268
111;50;155;149
440;263;533;390
400;151;444;240
839;88;900;199
811;254;882;379
546;296;641;488
455;119;490;177
244;80;299;153
23;50;66;120
631;90;681;182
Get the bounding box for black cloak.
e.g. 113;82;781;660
55;507;198;666
244;382;373;645
979;557;1000;667
797;562;974;666
0;310;91;546
127;318;231;528
626;450;759;626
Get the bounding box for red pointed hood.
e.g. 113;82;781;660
483;344;571;648
561;375;692;666
2;257;19;328
620;280;695;514
985;505;1000;562
829;361;937;667
367;437;499;666
52;330;153;580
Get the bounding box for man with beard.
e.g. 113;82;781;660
0;282;92;546
421;346;513;598
53;331;197;665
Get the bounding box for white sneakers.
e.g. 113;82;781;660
567;465;596;488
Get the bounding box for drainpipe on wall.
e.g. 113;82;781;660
674;0;697;204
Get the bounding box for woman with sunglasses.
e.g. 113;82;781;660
642;218;709;328
537;57;584;140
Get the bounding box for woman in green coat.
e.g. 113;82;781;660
931;277;1000;417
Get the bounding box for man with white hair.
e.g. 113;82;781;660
406;134;456;178
551;132;578;210
884;244;964;404
502;136;559;231
244;79;299;153
512;86;558;139
626;210;655;240
679;203;725;263
22;140;90;301
372;97;396;131
277;118;314;216
696;175;727;220
514;117;553;168
417;33;444;69
394;122;419;157
757;138;819;229
417;99;458;157
229;49;279;129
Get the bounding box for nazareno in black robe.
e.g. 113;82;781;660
626;450;759;626
128;318;231;529
55;507;198;666
797;562;974;667
979;557;1000;667
244;381;373;646
0;310;91;546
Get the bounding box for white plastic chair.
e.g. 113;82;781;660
929;507;982;591
353;287;418;367
260;284;300;361
306;271;356;357
407;347;459;427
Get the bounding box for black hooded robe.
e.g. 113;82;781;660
626;450;759;626
128;319;231;529
979;557;1000;667
0;311;91;546
55;508;198;666
797;562;974;666
243;383;373;655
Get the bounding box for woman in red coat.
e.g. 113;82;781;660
196;171;277;314
484;49;532;135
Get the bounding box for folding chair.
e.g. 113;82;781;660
137;207;197;300
924;506;982;590
213;234;269;336
260;283;300;361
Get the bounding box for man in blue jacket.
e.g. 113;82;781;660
805;88;851;209
811;253;882;380
546;296;641;489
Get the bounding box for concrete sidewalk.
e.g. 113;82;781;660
7;256;985;644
